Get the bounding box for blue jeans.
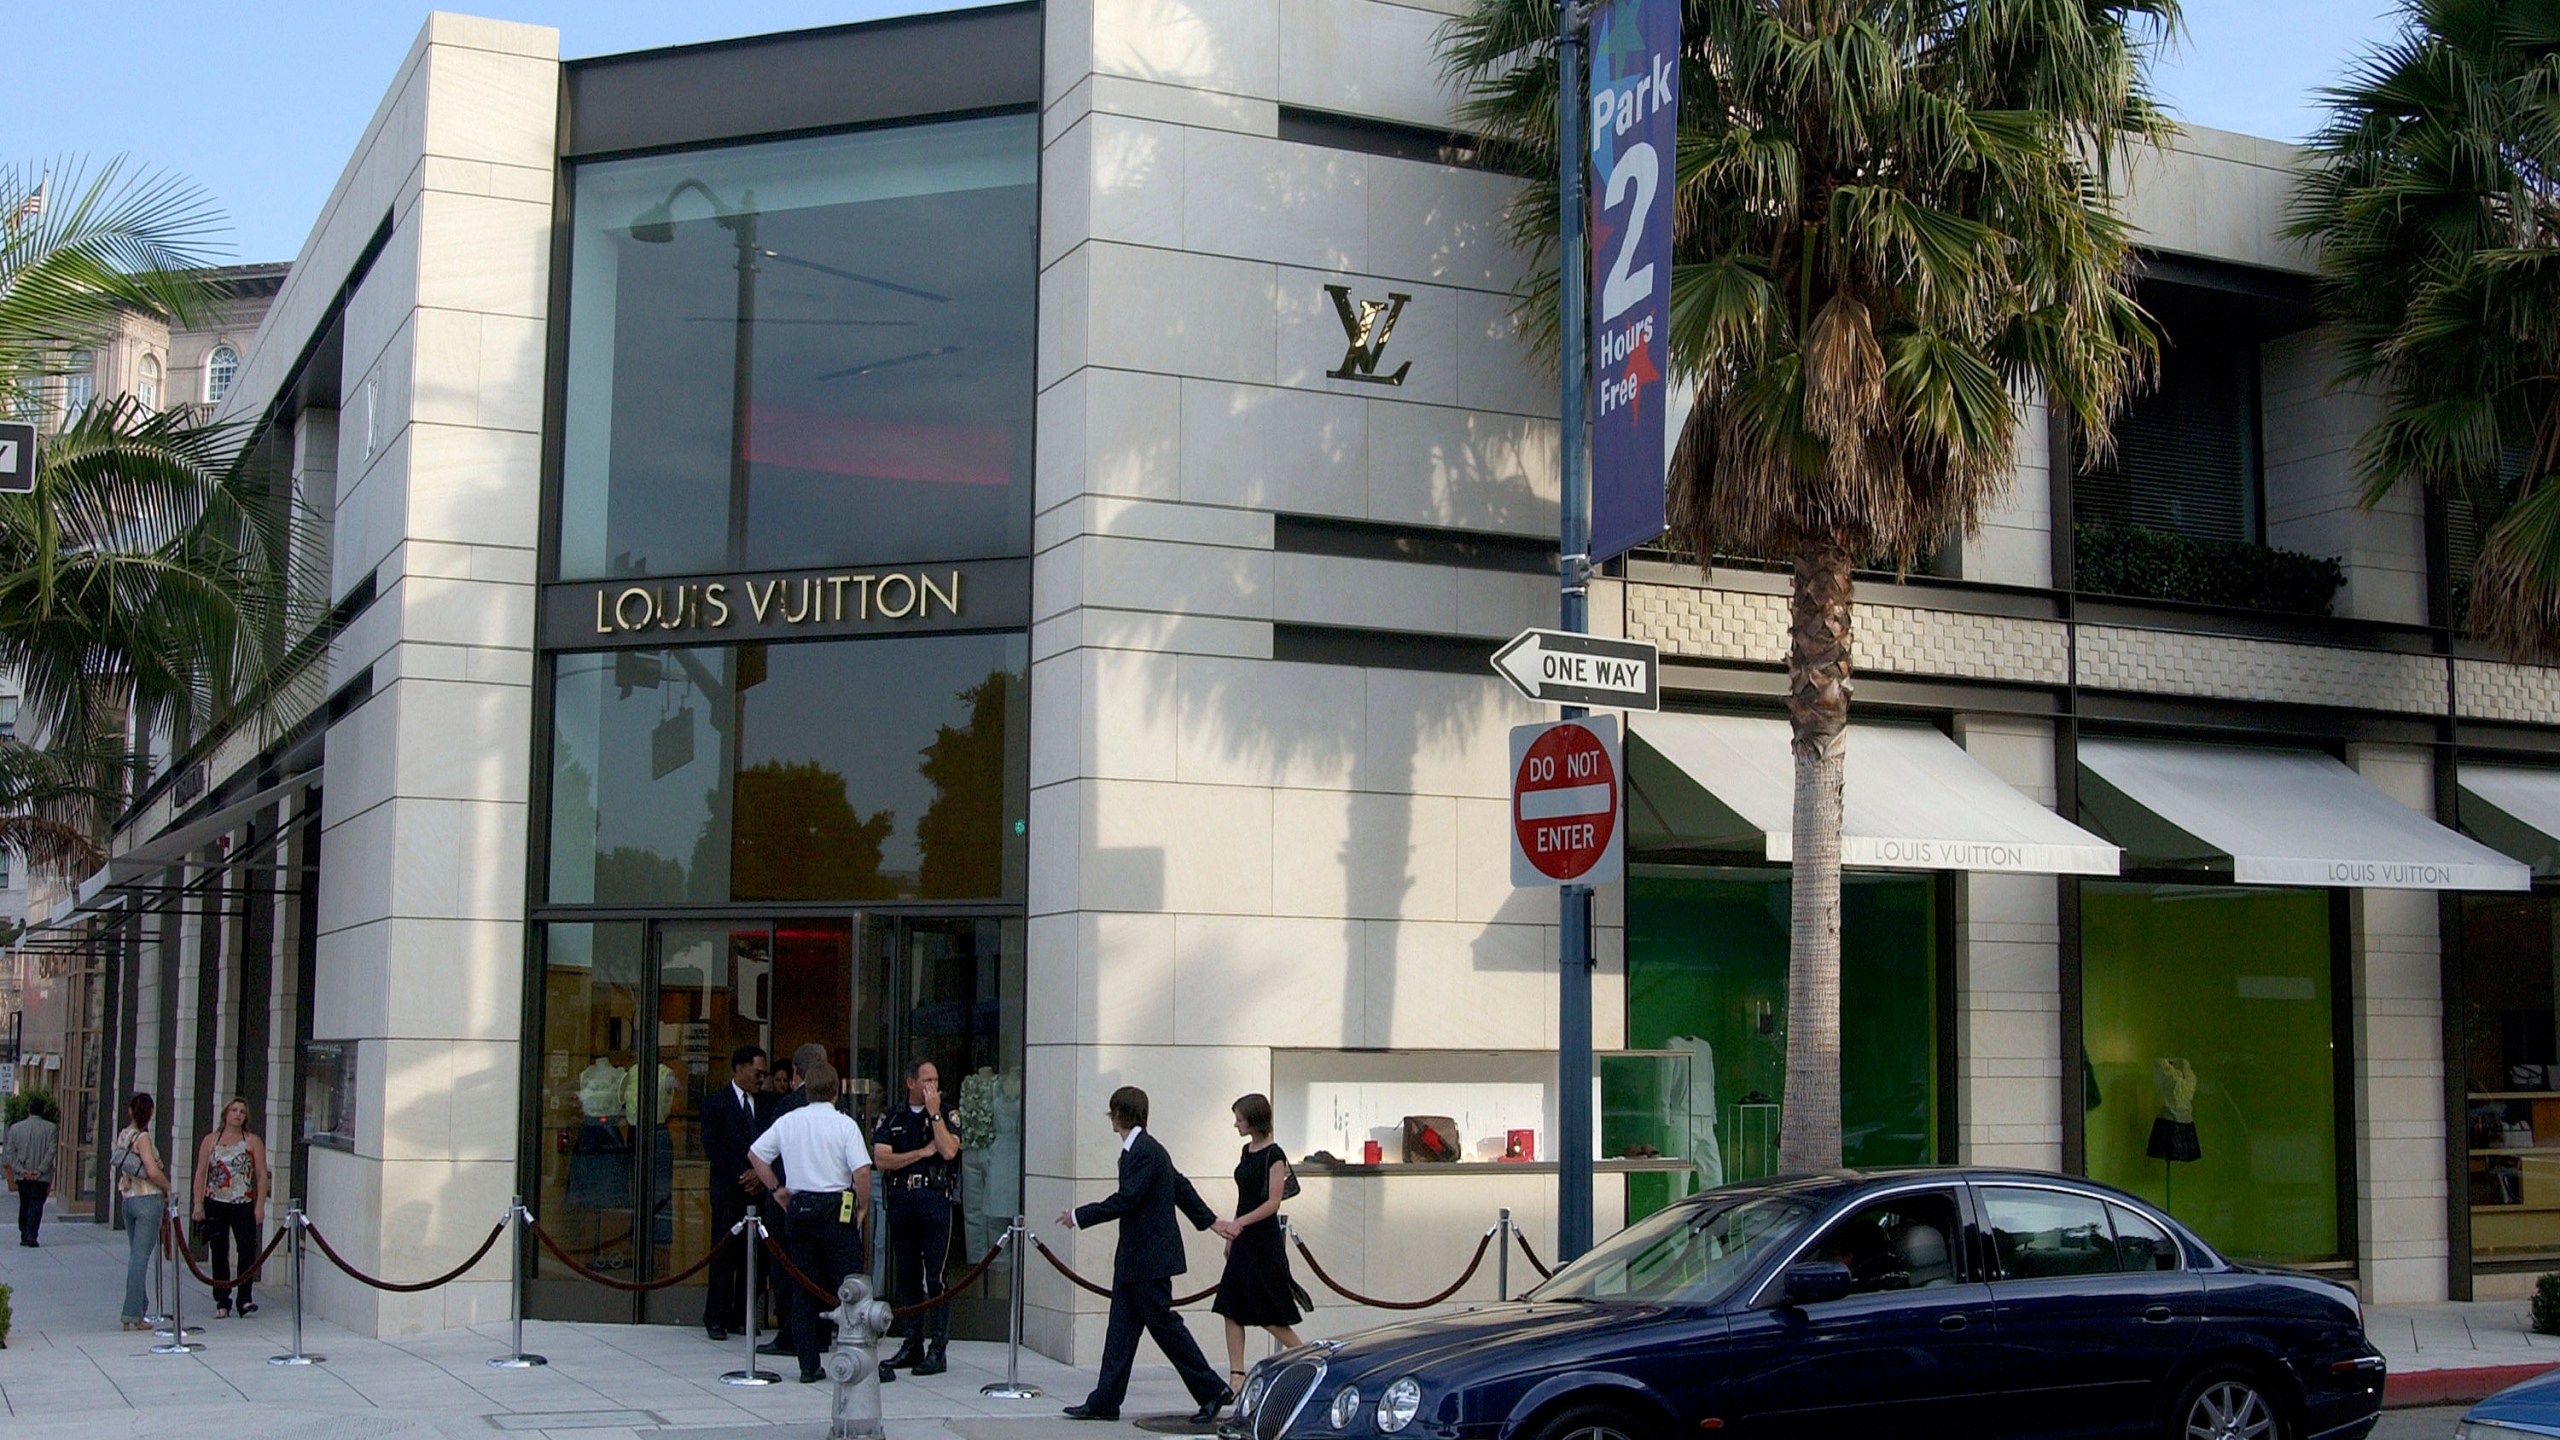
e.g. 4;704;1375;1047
122;1194;163;1322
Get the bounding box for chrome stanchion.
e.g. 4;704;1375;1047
269;1208;325;1366
1496;1208;1513;1301
144;1204;168;1328
723;1211;779;1386
980;1217;1040;1399
151;1213;204;1353
488;1198;547;1369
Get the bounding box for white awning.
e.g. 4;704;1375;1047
1626;712;2120;876
2458;763;2560;879
107;773;312;882
2080;738;2528;891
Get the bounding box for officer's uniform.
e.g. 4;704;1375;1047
872;1100;961;1367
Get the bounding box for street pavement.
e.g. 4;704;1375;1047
0;1216;1208;1439
0;1214;2539;1437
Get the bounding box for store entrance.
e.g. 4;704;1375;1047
531;912;1020;1333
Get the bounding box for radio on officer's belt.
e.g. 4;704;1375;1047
840;1191;856;1225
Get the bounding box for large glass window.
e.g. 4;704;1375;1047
2081;883;2339;1262
557;116;1036;580
548;634;1028;906
733;633;1027;902
2459;892;2560;1265
547;647;735;905
1623;866;1941;1215
532;921;647;1322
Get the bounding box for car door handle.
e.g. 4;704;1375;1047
2142;1306;2175;1324
1939;1313;1970;1332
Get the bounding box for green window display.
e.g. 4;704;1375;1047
2079;882;2341;1263
1620;865;1941;1219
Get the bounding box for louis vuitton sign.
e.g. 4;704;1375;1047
538;557;1030;651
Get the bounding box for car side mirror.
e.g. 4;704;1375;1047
1782;1261;1853;1306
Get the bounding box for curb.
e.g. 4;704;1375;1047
2387;1362;2559;1409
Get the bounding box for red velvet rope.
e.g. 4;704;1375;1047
1028;1237;1223;1307
526;1214;737;1293
300;1214;508;1294
166;1215;289;1289
1292;1230;1492;1310
1512;1230;1554;1280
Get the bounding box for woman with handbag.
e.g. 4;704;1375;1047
1210;1093;1306;1394
191;1098;270;1317
113;1092;171;1331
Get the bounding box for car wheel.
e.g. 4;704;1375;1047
1523;1400;1653;1440
2169;1366;2286;1440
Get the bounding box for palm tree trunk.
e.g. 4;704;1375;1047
1778;532;1853;1174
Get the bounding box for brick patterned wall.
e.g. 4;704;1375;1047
1625;581;2500;717
2077;626;2446;714
2456;658;2560;725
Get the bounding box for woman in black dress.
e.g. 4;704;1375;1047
1211;1093;1305;1393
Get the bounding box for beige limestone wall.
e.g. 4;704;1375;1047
2347;744;2451;1303
246;13;560;1337
1953;716;2064;1171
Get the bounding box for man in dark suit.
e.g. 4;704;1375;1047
700;1045;770;1342
1058;1086;1231;1424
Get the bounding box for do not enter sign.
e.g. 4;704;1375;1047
1510;716;1624;887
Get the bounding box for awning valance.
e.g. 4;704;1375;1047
108;773;312;882
2080;738;2528;891
1626;712;2120;876
2458;763;2560;879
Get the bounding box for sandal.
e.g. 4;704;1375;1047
213;1305;231;1319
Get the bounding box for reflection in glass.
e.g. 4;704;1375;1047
732;634;1027;902
548;648;735;904
2461;893;2560;1263
559;116;1036;580
1621;866;1938;1217
532;922;646;1323
644;922;774;1322
2081;883;2338;1262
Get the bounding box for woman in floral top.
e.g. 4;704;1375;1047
192;1098;270;1317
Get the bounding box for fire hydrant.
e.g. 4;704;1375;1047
822;1274;897;1440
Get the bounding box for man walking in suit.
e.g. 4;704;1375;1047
701;1045;769;1342
1058;1086;1232;1424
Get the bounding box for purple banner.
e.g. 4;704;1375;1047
1586;0;1678;563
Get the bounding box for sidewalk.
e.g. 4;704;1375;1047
0;1217;1209;1439
7;1212;2558;1433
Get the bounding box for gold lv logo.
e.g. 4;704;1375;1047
1323;284;1413;385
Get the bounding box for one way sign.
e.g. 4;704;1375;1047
1492;629;1659;711
0;420;32;495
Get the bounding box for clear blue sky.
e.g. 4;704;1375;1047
7;0;2405;266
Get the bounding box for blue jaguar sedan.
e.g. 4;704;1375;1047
1236;1169;2384;1440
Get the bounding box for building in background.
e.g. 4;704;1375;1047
14;3;2560;1348
0;261;285;1208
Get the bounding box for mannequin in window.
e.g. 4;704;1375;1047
1663;1036;1723;1192
2146;1058;2200;1212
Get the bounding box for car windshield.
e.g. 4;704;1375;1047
1526;1194;1817;1305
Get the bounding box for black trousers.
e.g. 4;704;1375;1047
705;1187;749;1331
14;1178;46;1243
1086;1275;1226;1414
784;1192;861;1381
888;1190;954;1347
203;1197;257;1308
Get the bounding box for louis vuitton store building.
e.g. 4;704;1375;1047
41;0;2560;1358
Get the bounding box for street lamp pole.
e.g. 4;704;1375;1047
1554;0;1595;1264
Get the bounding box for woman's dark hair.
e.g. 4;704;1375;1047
127;1092;155;1129
1232;1092;1273;1139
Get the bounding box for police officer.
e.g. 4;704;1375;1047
871;1056;962;1377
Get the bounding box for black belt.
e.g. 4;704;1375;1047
887;1173;951;1194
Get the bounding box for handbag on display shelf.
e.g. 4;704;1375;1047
1400;1116;1460;1164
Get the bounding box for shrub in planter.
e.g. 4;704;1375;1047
2074;523;2345;616
0;1281;11;1348
2535;1272;2560;1336
3;1089;54;1127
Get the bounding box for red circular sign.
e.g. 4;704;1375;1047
1513;722;1619;881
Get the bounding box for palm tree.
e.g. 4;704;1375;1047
0;157;317;877
2290;0;2560;657
1445;0;2174;1170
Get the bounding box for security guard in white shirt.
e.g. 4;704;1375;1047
748;1061;873;1384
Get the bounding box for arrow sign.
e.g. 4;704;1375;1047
1492;629;1659;711
0;421;31;495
